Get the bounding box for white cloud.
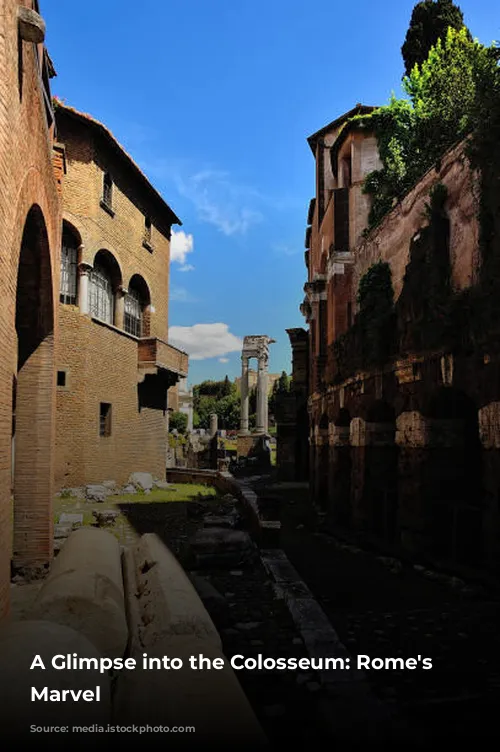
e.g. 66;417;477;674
178;264;195;273
219;357;229;363
272;242;300;257
170;230;194;265
170;286;197;303
168;323;242;360
175;169;263;236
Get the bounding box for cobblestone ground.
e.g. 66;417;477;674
253;477;500;741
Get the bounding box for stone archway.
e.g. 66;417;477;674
365;401;398;543
13;205;55;571
316;413;329;511
424;388;483;566
328;408;352;527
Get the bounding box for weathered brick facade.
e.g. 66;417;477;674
0;1;61;617
290;105;500;580
0;3;189;619
54;105;188;488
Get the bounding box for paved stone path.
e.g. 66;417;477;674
252;476;500;740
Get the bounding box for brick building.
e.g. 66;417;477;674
54;104;188;488
0;2;188;620
284;104;500;579
0;1;62;618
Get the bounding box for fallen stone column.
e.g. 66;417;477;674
132;533;221;650
0;621;111;739
30;527;128;658
113;635;268;748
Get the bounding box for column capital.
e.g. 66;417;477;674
117;285;128;297
78;262;93;275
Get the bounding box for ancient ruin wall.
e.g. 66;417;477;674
353;142;480;304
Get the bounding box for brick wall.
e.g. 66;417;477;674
0;1;61;618
54;107;182;488
56;110;173;342
55;308;168;486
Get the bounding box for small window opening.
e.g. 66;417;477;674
57;371;66;387
144;216;152;245
99;403;112;437
103;172;113;207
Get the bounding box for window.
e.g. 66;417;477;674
57;371;66;387
90;264;114;324
60;230;78;304
124;287;143;337
102;172;113;208
144;216;152;244
99;403;112;437
125;274;151;337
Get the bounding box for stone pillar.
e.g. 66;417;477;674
78;262;92;316
239;357;250;435
115;286;127;329
255;354;268;434
209;413;218;438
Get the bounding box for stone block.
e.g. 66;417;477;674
153;480;171;490
188;528;256;569
85;484;109;502
30;528;128;658
129;472;154;491
92;509;120;526
54;523;72;539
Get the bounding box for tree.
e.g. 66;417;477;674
356;27;497;230
401;0;470;77
269;371;292;415
169;411;188;434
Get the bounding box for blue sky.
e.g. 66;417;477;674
43;0;499;385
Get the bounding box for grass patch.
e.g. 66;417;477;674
53;483;219;544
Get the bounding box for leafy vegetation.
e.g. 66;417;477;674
354;27;499;232
332;262;395;379
169;411;188;434
193;377;241;430
268;371;292;415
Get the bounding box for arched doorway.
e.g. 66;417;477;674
13;205;55;571
330;408;352;527
363;401;398;543
316;413;329;511
425;388;483;566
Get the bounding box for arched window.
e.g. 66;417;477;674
90;265;113;323
60;227;79;305
124;274;150;337
89;250;121;325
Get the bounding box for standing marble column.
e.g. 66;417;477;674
78;262;92;316
209;413;218;438
240;356;250;435
115;285;127;329
255;354;269;434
